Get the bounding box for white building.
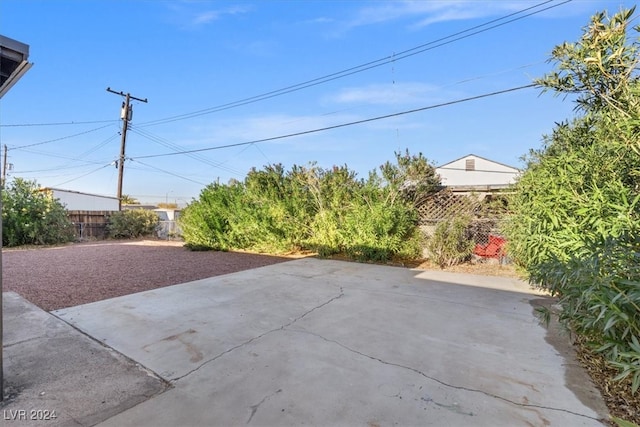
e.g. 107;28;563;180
436;154;520;190
41;188;119;211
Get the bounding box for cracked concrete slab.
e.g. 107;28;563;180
52;258;609;426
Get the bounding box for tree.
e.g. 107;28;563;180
538;7;639;115
379;149;441;207
120;194;139;205
505;8;640;394
508;7;640;270
2;178;75;246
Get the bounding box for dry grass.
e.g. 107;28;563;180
574;336;640;425
411;259;524;278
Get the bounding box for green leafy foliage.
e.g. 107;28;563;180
506;8;640;395
107;209;159;239
179;151;436;262
613;417;640;427
534;235;640;393
120;194;139;205
331;173;422;262
427;215;474;268
380;149;441;207
2;178;75;247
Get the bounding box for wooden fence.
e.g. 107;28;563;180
67;210;115;240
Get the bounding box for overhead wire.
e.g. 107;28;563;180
127;125;243;176
134;84;536;160
2;0;566;160
72;132;120;160
12;162;110;174
130;159;209;186
7;123;116;150
0;119;118;128
12;147;110;164
137;0;569;127
2;1;568;191
51;163;114;187
10;133;120;173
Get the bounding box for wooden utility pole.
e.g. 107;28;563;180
2;145;7;188
106;87;147;210
2;145;11;188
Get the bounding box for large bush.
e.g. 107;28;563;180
506;8;640;393
107;209;159;239
180;165;313;252
2;178;75;246
305;166;422;261
179;151;436;261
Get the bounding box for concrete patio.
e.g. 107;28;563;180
4;258;608;426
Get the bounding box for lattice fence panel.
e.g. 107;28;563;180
416;188;479;224
417;189;510;260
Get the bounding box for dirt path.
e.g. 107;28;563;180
2;240;292;311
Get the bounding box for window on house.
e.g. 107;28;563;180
465;158;475;171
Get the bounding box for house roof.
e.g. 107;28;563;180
436;154;520;172
41;187;119;200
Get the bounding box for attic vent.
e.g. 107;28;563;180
465;158;475;171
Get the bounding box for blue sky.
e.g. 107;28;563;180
0;0;633;206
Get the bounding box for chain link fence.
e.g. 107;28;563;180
417;188;509;261
157;220;182;240
72;222;109;241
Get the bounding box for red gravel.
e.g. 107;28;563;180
2;240;292;311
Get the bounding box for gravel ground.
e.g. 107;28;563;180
3;240;636;422
2;240;292;311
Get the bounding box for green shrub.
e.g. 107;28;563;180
534;234;640;393
2;178;75;247
505;7;640;395
180;167;313;253
179;152;438;262
179;182;243;250
339;193;421;262
427;216;474;268
107;209;159;239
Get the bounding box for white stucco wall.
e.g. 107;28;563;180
49;189;119;211
436;155;520;187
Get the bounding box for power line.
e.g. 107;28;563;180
0;119;118;128
7;123;115;150
51;163;113;187
11;147;108;163
0;1;566;138
127;125;243;176
13;132;119;159
134;83;536;160
130;159;209;186
12;161;112;174
137;0;568;128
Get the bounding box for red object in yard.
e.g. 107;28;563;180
474;235;506;259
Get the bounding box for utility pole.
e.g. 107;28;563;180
106;87;147;210
2;145;12;188
2;145;7;188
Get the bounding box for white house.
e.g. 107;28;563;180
41;188;119;211
436;154;520;189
